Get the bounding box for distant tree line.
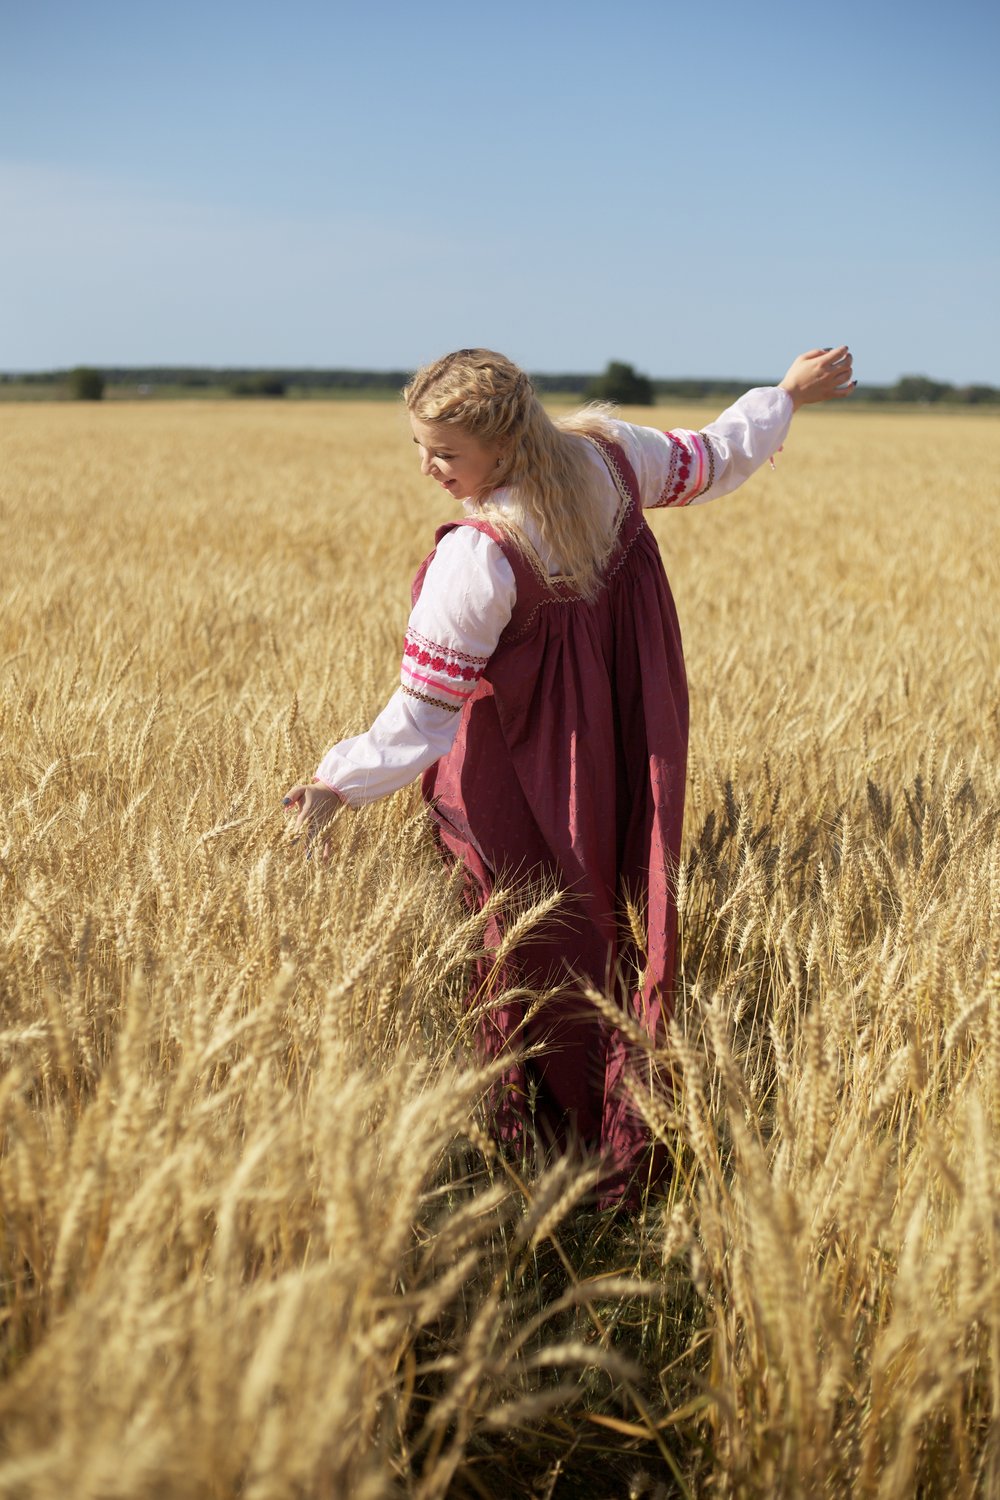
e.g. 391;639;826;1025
68;366;105;400
2;364;998;405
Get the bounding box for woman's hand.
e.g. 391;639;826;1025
282;781;343;859
779;346;856;410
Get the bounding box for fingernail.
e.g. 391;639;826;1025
282;797;291;806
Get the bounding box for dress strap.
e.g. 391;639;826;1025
434;519;563;600
587;436;640;515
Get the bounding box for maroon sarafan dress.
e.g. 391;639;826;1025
316;390;793;1196
413;439;687;1194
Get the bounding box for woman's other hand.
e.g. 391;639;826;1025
282;781;343;859
780;346;856;410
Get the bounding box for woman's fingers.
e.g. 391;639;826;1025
825;355;856;396
819;348;850;373
280;783;341;864
283;784;340;837
295;793;320;833
281;784;313;836
805;346;848;367
780;346;855;407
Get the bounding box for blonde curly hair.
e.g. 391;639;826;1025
403;348;618;601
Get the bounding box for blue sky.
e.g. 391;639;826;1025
2;0;998;383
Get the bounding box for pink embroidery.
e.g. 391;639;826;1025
402;625;488;709
651;432;693;508
404;628;488;670
698;432;717;493
401;626;489;715
690;435;705;497
649;431;715;507
404;666;474;700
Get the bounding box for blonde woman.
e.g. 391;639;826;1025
285;345;855;1200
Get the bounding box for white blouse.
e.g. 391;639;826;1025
317;387;793;806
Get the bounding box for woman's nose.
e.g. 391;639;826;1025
419;449;435;477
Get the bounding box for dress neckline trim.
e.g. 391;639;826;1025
458;436;635;593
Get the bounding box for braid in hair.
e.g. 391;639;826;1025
404;349;618;600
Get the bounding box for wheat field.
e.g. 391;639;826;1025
0;398;998;1498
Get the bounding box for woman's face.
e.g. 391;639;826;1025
410;417;503;501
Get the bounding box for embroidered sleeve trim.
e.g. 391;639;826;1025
401;626;488;710
404;665;472;700
401;683;463;713
405;626;489;670
650;431;709;508
694;432;718;497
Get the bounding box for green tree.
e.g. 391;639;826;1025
229;374;286;397
69;366;105;401
955;383;1000;405
890;375;952;404
586;360;654;405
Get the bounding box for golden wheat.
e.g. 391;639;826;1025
0;399;997;1497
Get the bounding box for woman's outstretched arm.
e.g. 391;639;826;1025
618;345;855;510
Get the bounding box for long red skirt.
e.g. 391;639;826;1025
416;440;688;1201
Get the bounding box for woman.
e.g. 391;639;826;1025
284;345;855;1198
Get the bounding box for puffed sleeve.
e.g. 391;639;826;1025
612;387;794;509
315;528;516;807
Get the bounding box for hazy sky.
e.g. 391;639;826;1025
3;0;998;382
